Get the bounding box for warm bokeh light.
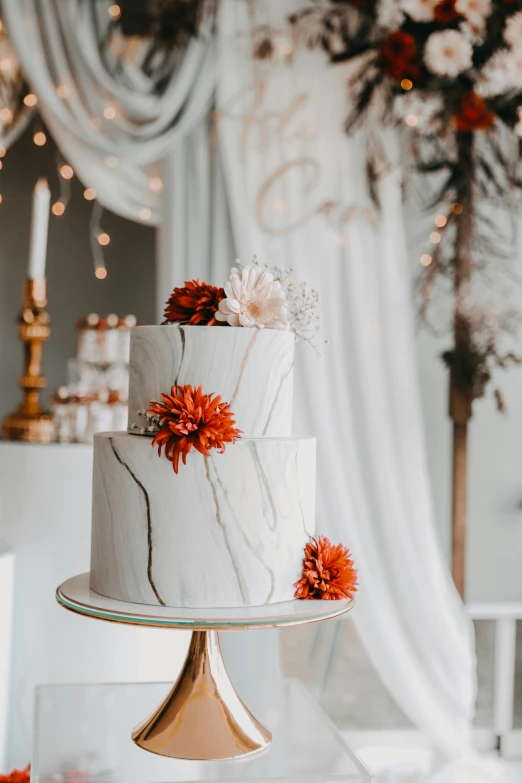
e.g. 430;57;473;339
108;4;121;20
0;58;13;73
334;233;345;246
401;79;413;91
98;232;110;246
0;195;3;205
106;155;118;168
434;214;447;228
24;93;38;107
56;84;69;99
0;108;12;123
420;253;432;267
84;188;97;201
139;207;151;220
149;176;163;192
59;164;74;180
95;267;108;279
33;131;47;146
52;201;66;216
103;107;116;120
0;147;6;158
405;114;418;127
452;203;463;215
430;231;441;244
0;161;3;170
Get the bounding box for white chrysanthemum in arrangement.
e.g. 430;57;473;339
504;11;522;49
476;48;522;97
456;0;492;25
394;92;444;133
377;0;404;29
216;265;289;329
424;30;473;77
401;0;438;22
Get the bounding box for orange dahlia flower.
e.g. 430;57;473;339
148;385;242;473
164;280;225;326
0;767;30;783
294;536;358;600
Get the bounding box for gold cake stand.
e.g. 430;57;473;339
56;573;354;763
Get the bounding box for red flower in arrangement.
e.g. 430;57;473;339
380;32;420;83
455;92;495;132
434;0;459;22
294;536;358;601
148;385;242;473
164;280;225;326
0;767;30;783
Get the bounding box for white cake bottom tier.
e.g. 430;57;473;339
90;432;316;609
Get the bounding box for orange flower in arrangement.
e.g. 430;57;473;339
0;767;30;783
380;32;421;83
294;536;358;601
148;385;242;473
164;280;225;326
455;92;495;132
434;0;459;22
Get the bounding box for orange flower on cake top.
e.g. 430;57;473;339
164;280;225;326
294;536;358;600
146;385;242;473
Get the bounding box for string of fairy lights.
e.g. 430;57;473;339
0;2;162;281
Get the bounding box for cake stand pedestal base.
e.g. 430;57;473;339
56;573;354;763
132;629;271;760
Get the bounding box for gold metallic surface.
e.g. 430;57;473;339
2;279;54;443
132;629;271;760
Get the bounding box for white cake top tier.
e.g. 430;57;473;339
127;325;295;437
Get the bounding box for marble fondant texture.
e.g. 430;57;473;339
127;326;295;437
90;432;316;609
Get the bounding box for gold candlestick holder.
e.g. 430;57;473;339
2;278;54;444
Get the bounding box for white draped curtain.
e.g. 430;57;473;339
2;1;516;780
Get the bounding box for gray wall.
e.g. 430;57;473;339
0;125;156;420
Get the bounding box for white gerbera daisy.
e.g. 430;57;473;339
424;30;473;77
504;11;522;49
216;265;288;329
401;0;438;22
456;0;492;25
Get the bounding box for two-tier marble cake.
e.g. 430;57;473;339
90;324;316;609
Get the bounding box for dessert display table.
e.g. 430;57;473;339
56;574;354;763
32;679;373;782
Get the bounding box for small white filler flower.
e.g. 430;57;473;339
401;0;438;22
216;265;289;329
504;11;522;50
424;30;473;77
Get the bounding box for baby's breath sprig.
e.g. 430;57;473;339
131;410;161;434
237;255;327;358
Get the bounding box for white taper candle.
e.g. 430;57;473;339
27;178;51;280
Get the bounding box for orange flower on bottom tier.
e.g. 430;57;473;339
294;536;358;600
0;767;30;783
148;385;242;473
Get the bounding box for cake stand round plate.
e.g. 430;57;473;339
56;573;354;763
56;573;354;629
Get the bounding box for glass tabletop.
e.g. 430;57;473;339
57;574;354;630
32;679;373;782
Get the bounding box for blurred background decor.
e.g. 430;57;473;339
285;0;522;599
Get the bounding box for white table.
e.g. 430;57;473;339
0;443;190;770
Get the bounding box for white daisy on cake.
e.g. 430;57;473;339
476;48;522;97
504;11;522;50
401;0;438;22
216;265;289;329
424;30;473;77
